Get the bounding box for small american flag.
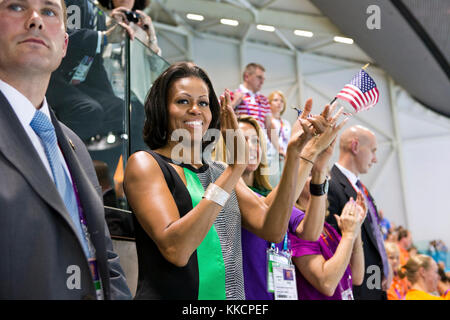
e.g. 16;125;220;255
336;69;379;112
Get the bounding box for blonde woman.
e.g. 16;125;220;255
385;242;409;300
215;115;292;299
399;254;447;300
268;91;291;158
267;91;291;187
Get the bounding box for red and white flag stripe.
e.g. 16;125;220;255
336;84;379;112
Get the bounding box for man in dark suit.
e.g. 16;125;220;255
326;125;391;300
0;0;131;299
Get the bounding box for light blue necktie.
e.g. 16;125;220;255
30;110;90;258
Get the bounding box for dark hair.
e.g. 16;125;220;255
98;0;150;11
398;229;410;242
438;267;448;283
143;62;221;151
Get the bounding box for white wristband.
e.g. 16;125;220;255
203;183;230;207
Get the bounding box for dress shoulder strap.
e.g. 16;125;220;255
145;149;178;191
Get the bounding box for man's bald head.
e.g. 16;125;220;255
338;125;378;175
339;125;375;152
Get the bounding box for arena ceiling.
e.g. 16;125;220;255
149;0;450;118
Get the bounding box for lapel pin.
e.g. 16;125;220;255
69;139;75;151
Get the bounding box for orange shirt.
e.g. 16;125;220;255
387;276;409;300
405;289;445;300
399;246;410;267
442;289;450;300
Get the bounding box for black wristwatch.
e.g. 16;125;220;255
310;177;329;196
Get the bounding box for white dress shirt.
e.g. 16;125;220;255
334;162;359;191
0;79;73;184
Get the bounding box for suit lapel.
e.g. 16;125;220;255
331;165;379;250
331;165;356;200
0;92;80;234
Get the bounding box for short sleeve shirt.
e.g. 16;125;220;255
288;212;353;300
231;85;271;130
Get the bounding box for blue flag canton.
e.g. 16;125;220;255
350;70;376;93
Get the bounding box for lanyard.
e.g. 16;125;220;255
270;233;289;253
394;286;404;300
278;118;286;142
69;168;104;300
320;228;334;249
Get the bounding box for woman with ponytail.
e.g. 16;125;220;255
399;254;448;300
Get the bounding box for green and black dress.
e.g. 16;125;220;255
132;150;245;299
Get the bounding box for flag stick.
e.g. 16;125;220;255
292;107;302;117
330;97;337;105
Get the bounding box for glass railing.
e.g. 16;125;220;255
47;16;170;240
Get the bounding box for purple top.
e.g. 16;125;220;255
241;205;304;300
288;211;353;300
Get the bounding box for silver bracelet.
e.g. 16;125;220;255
203;183;230;207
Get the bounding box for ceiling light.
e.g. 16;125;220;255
256;24;275;32
333;36;354;44
220;18;239;27
106;133;116;144
186;13;204;21
294;30;314;38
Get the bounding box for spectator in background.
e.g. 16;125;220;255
93;160;118;207
400;254;447;300
433;240;448;267
96;0;162;153
386;226;399;243
326;125;390;300
378;209;391;240
408;245;418;259
231;63;272;139
398;228;412;267
437;266;450;299
47;0;132;145
94;160;135;238
267;90;291;187
385;242;409;300
97;0;161;55
230;63;280;184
